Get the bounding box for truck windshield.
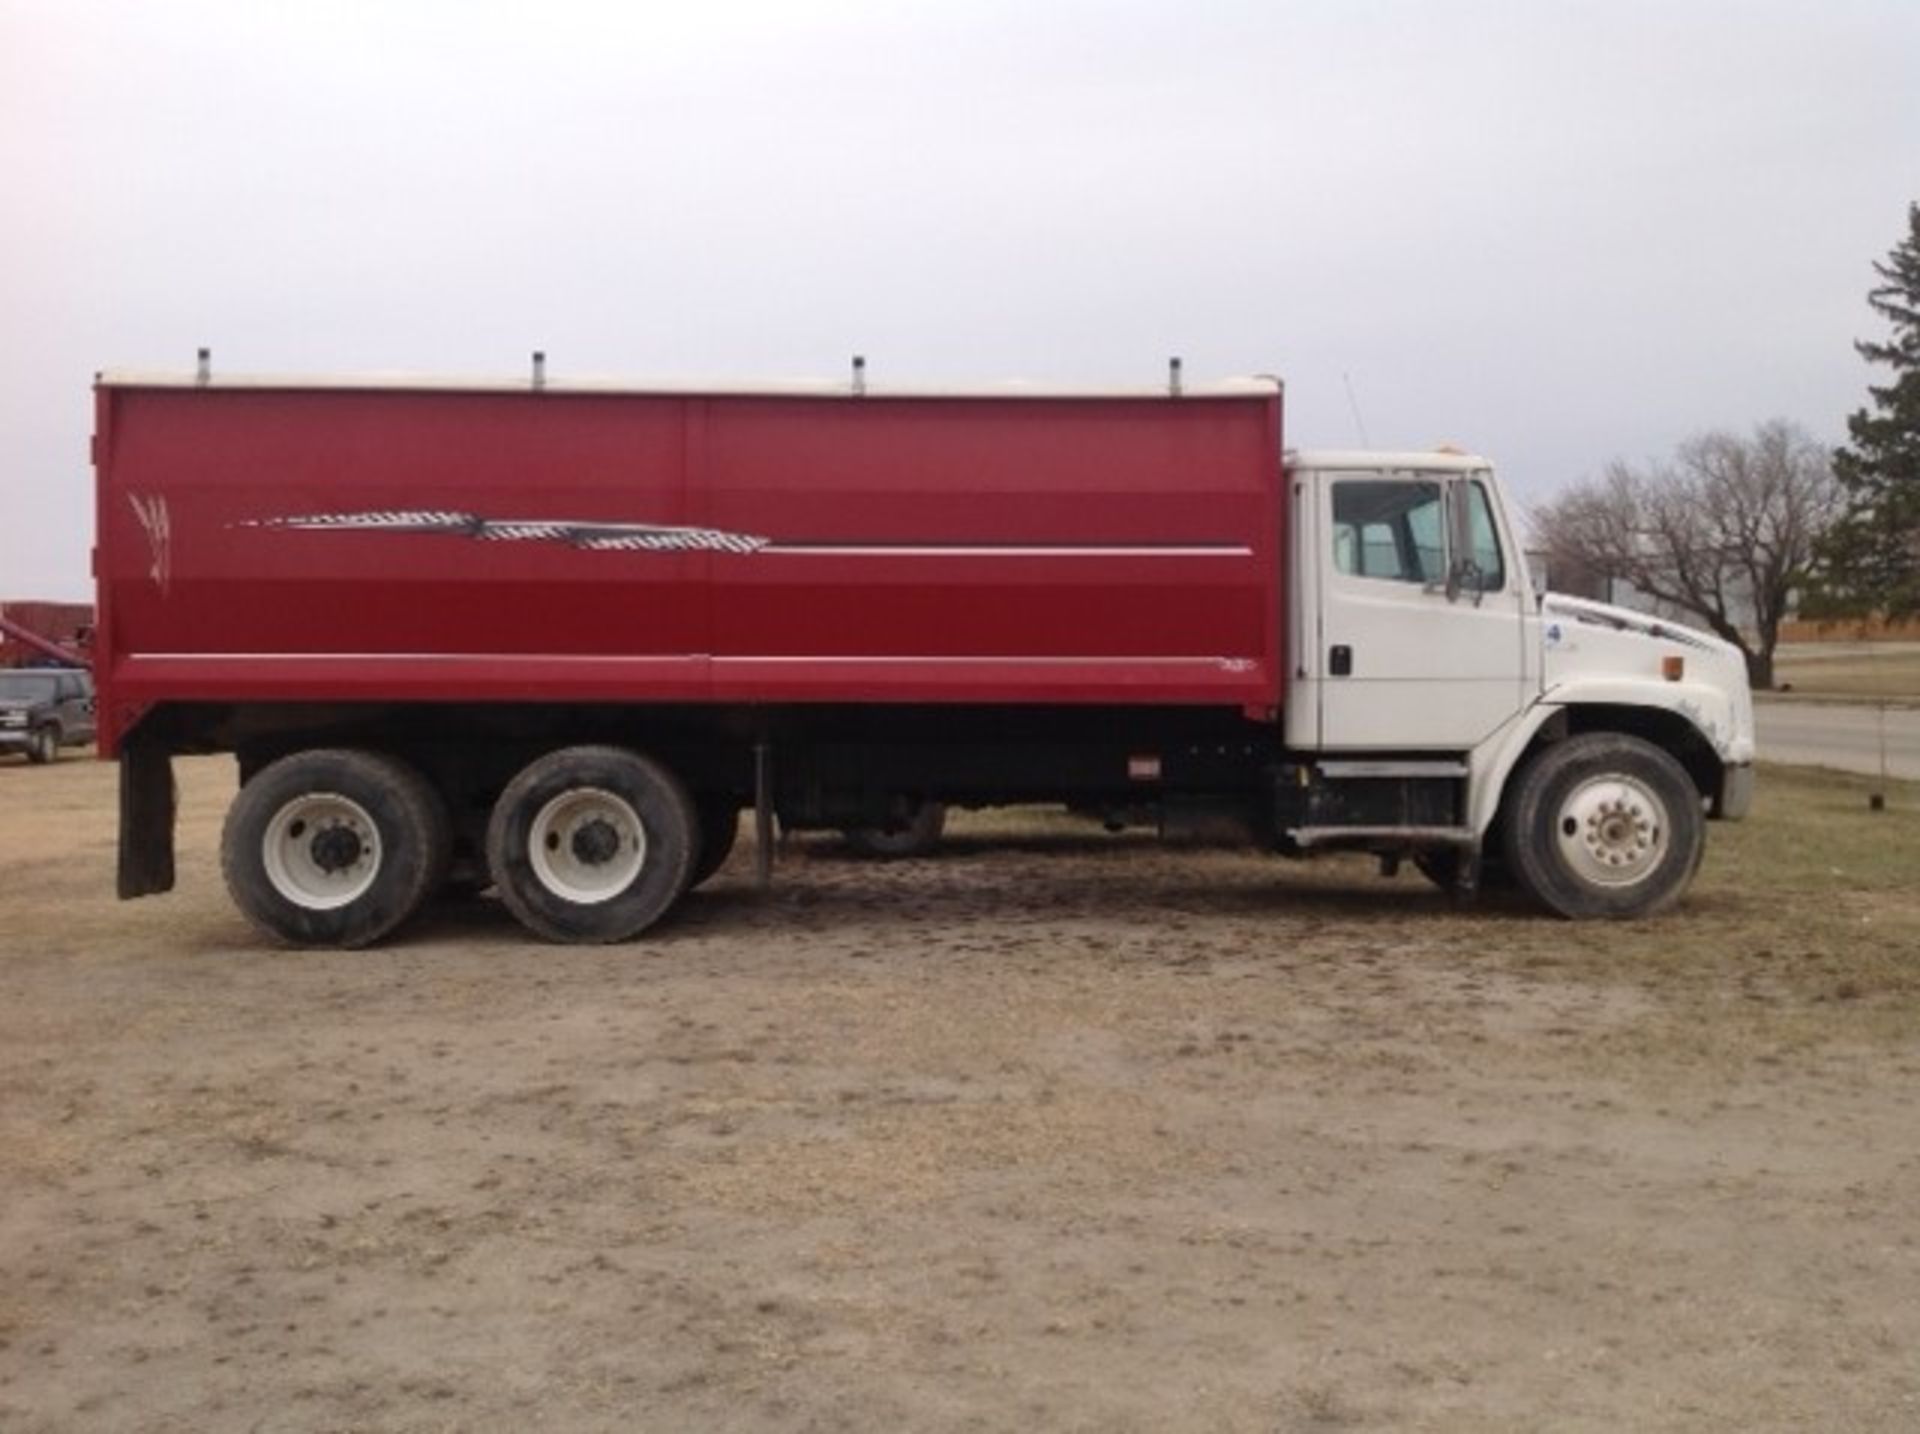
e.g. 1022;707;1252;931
0;672;60;700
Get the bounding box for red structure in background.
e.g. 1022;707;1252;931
0;601;93;668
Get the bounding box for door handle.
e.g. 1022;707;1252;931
1329;645;1353;677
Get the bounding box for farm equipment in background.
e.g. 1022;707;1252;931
1;604;94;670
0;609;95;762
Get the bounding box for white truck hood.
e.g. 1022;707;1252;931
1540;593;1756;764
1543;594;1725;651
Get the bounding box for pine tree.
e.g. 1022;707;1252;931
1813;202;1920;619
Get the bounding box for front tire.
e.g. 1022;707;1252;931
1503;733;1704;919
221;749;449;947
27;726;58;764
487;746;694;943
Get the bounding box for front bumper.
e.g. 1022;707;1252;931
1715;762;1755;821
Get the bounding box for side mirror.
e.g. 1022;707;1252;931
1450;556;1486;606
1443;480;1480;605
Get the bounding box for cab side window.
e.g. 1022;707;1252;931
1331;480;1446;585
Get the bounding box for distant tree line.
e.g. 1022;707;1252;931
1533;202;1920;688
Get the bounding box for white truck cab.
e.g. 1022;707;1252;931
1285;449;1755;916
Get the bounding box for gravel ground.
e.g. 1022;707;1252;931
2;753;1917;1432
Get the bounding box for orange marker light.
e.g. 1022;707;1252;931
1662;656;1685;682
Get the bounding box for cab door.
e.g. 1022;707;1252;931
1302;468;1529;750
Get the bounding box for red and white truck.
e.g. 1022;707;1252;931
92;366;1754;944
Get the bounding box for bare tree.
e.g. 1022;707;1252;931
1533;421;1840;689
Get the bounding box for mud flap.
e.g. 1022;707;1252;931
1714;762;1755;821
118;734;177;897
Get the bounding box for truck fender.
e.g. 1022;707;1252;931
1469;691;1733;837
1540;677;1748;765
1466;705;1566;838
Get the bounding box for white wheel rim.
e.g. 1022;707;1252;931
528;787;647;905
1555;774;1670;888
262;792;383;910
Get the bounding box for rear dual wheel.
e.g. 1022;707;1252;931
222;745;707;947
688;798;741;890
485;746;696;944
222;749;450;947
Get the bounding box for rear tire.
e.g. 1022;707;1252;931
1502;733;1703;919
844;801;946;859
221;749;448;947
487;746;694;943
686;800;741;891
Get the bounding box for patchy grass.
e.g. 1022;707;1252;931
3;756;1919;1430
942;765;1920;1078
1773;645;1920;700
1709;762;1919;895
1704;764;1920;1006
1506;761;1920;1076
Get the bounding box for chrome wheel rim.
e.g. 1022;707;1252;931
262;793;383;910
1555;774;1669;888
528;787;646;904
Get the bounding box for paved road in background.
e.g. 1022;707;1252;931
1755;699;1920;780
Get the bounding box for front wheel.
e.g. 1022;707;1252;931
486;746;695;943
26;726;58;764
1503;733;1704;919
221;749;450;947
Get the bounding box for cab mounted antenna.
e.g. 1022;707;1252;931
1342;371;1370;447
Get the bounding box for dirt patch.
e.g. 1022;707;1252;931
2;754;1918;1431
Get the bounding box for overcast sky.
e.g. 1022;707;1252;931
3;0;1916;600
